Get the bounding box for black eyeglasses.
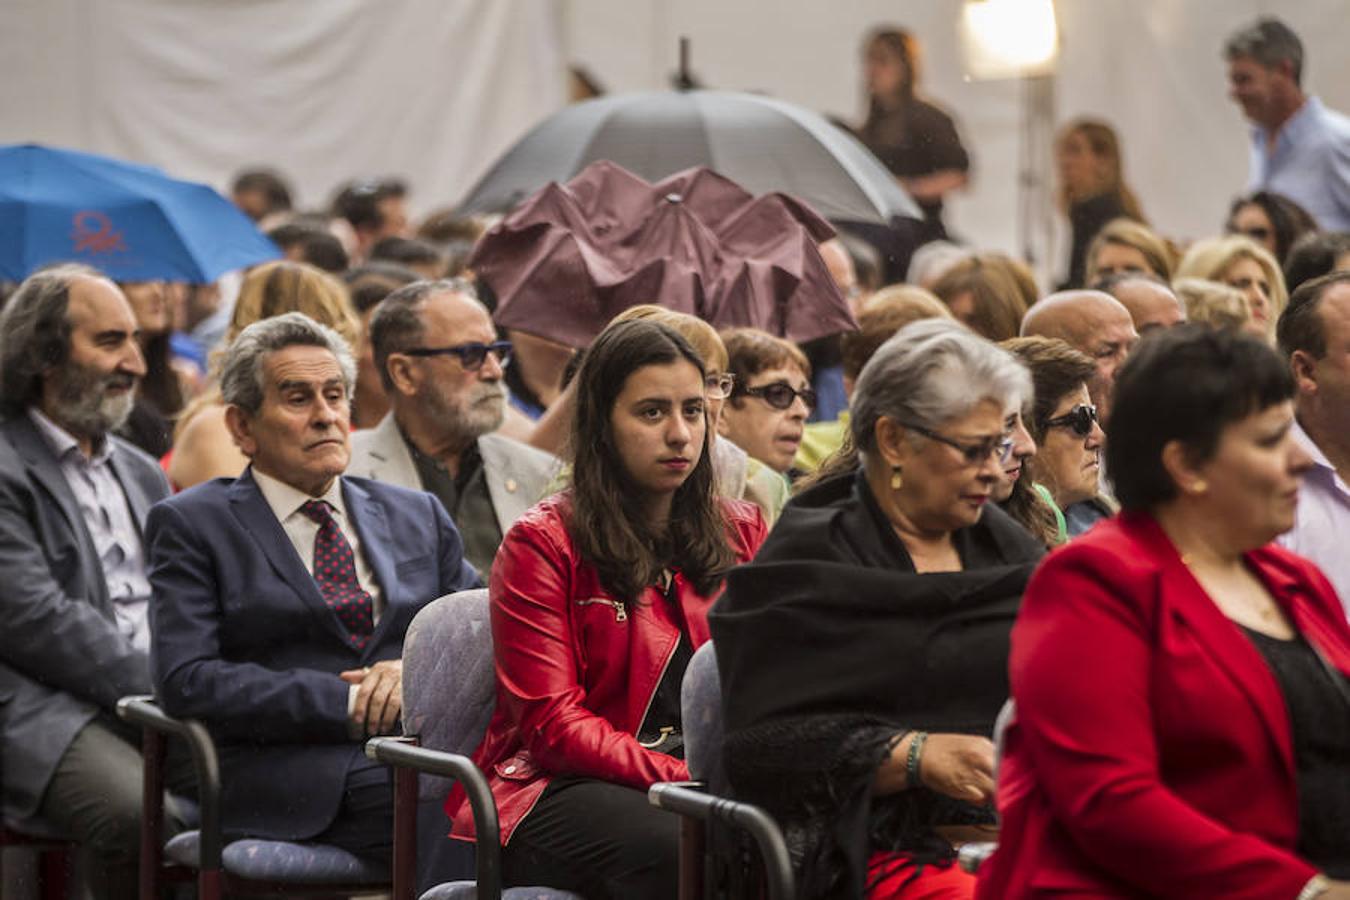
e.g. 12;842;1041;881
737;381;817;411
705;372;736;399
402;341;513;371
1043;404;1099;438
902;422;1014;465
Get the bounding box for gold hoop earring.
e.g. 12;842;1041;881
890;466;904;490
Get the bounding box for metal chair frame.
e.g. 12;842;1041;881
117;695;390;900
0;826;73;900
647;780;795;900
364;736;504;900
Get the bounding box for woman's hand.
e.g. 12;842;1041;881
918;733;996;805
873;731;995;803
1318;881;1350;899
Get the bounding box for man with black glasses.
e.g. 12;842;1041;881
350;280;559;574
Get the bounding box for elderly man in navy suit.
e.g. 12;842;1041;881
146;311;479;857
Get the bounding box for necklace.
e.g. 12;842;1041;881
1180;553;1283;625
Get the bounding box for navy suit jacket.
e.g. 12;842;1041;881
145;468;479;840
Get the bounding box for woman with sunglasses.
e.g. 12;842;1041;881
1002;336;1109;540
719;328;815;479
978;325;1350;899
712;319;1044;899
445;318;767;899
1226;190;1318;266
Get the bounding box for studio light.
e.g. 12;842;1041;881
960;0;1060;81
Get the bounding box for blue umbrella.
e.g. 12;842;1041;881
0;143;281;282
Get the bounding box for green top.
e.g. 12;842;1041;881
794;411;850;472
1032;481;1069;545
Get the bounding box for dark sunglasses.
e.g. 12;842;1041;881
1230;225;1272;243
402;340;513;371
1044;404;1099;437
903;422;1014;466
737;381;817;411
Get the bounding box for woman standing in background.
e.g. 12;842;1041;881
856;27;971;243
1055;119;1146;289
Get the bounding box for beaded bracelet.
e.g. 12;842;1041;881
906;730;929;789
1297;875;1330;900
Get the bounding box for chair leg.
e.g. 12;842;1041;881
39;846;71;900
678;817;706;900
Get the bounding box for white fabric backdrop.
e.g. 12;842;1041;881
562;0;1350;286
3;0;1349;290
0;0;566;216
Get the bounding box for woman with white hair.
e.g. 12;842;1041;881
711;320;1045;899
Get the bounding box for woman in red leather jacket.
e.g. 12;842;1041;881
445;318;767;899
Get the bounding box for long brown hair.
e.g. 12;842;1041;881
1057;119;1145;222
568;319;735;601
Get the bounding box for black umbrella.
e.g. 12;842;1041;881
455;90;922;226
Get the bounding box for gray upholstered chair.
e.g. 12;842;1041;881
378;587;581;900
647;640;795;900
117;695;390;900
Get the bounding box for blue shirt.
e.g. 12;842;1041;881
1248;96;1350;232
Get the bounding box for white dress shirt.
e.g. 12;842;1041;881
252;468;385;622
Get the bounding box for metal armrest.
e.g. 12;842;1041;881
366;736;502;900
648;781;794;900
957;841;998;874
116;694;224;890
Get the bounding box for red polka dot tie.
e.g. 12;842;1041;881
300;500;374;650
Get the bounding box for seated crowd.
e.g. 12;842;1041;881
5;21;1350;900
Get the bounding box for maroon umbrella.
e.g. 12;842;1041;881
471;161;857;348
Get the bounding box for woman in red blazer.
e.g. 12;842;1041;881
977;325;1350;899
444;319;767;899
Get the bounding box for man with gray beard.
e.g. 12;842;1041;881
0;265;181;900
349;280;559;574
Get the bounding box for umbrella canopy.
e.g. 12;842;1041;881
0;143;280;282
456;90;921;226
473;160;857;348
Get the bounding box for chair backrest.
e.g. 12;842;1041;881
402;588;497;798
680;641;724;786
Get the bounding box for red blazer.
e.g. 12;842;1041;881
976;511;1350;899
446;493;767;843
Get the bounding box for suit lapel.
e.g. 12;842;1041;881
108;440;153;535
342;477;399;660
227;469;351;647
478;436;517;535
3;417;110;612
364;414;419;487
1130;515;1297;780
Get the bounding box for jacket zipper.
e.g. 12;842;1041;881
577;597;628;622
637;571;683;739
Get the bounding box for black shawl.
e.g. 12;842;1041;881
709;470;1043;899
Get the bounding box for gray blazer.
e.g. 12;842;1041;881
0;415;170;823
347;413;559;537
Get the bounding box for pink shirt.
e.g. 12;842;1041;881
1278;419;1350;622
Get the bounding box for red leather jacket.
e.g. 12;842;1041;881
446;492;767;843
